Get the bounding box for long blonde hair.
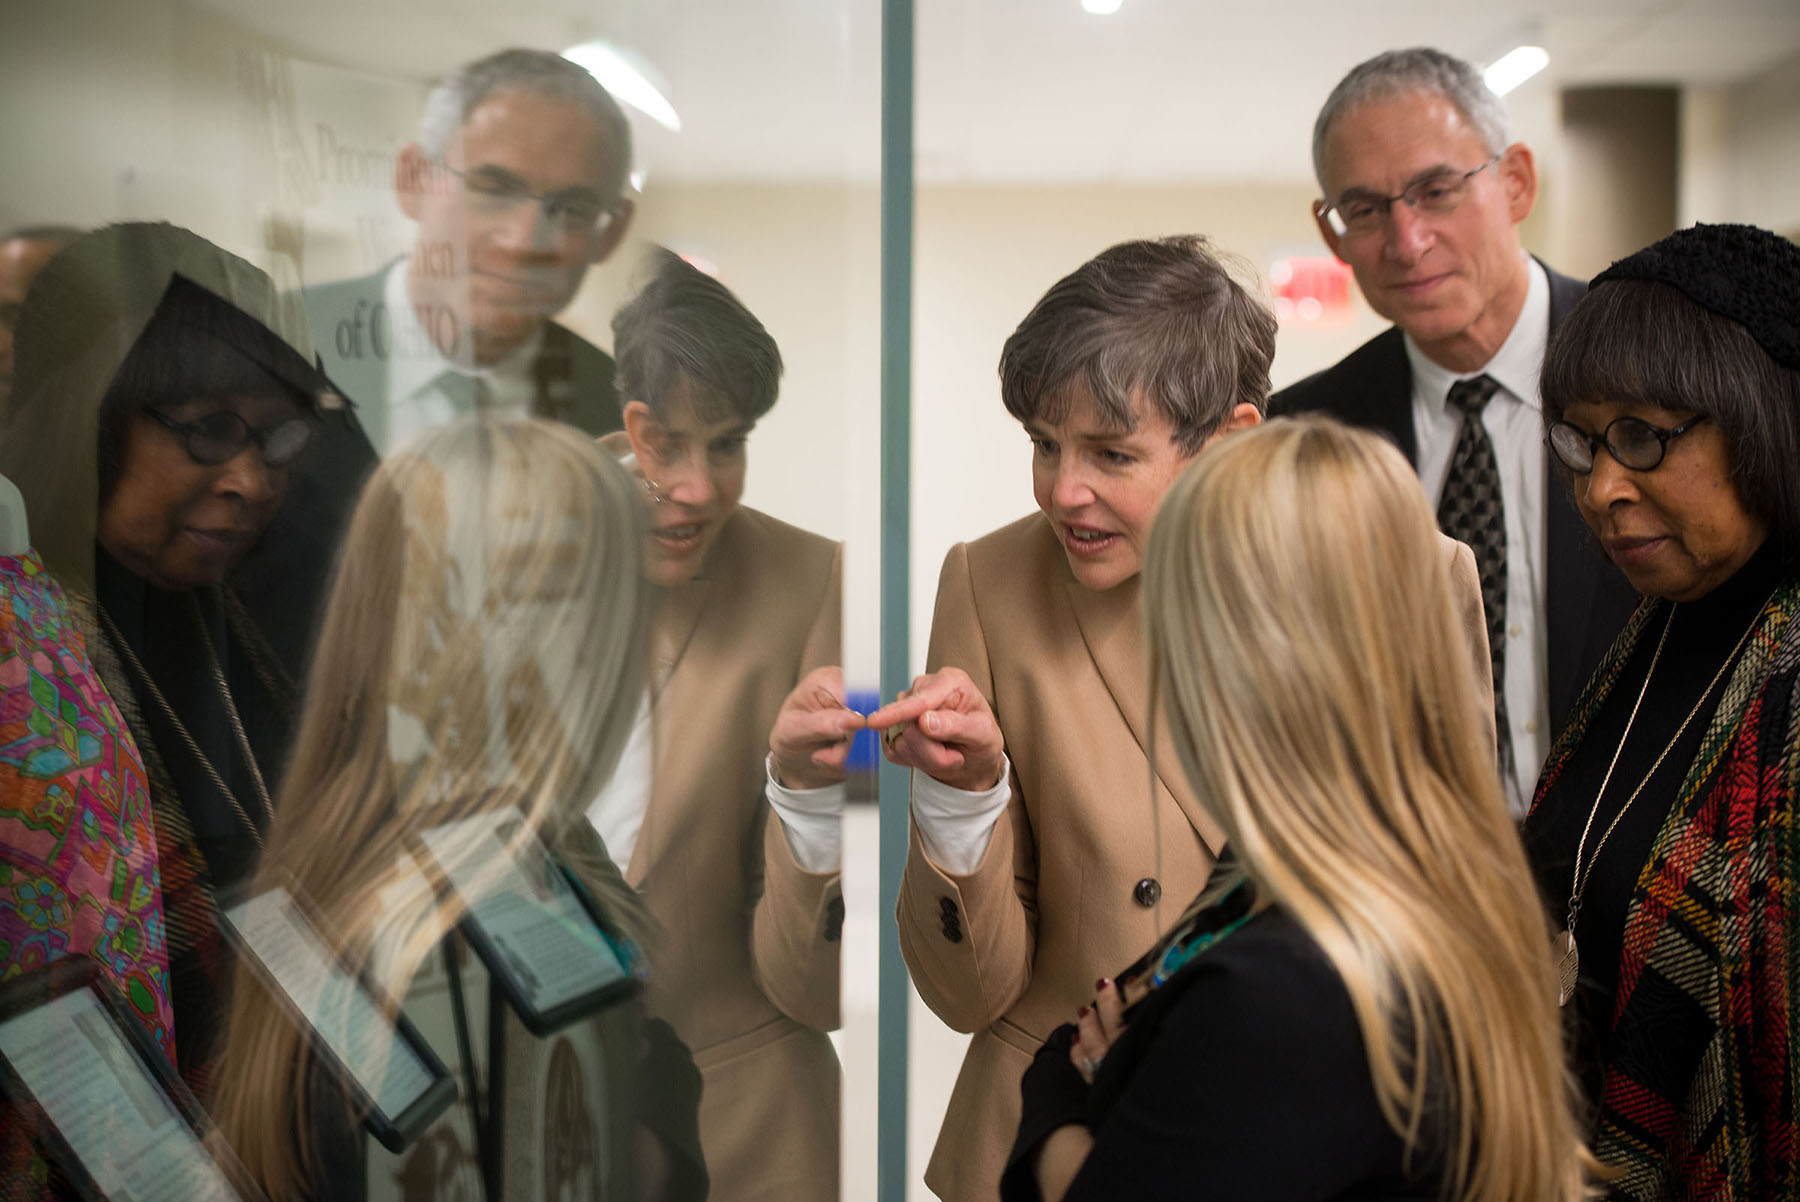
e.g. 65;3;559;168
213;417;652;1200
1142;417;1592;1202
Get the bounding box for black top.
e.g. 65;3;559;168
1001;907;1442;1202
95;547;292;894
1524;537;1785;1107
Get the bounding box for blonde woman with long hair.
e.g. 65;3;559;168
1002;417;1593;1202
213;416;704;1202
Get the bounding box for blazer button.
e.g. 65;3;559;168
942;919;963;944
822;896;845;943
939;896;958;918
1133;878;1162;908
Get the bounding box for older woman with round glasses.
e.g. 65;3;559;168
1547;412;1711;480
0;222;343;1102
1524;223;1800;1200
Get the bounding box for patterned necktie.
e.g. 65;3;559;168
1436;374;1512;776
435;370;493;419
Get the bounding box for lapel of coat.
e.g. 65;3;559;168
532;325;622;437
627;572;715;885
1345;329;1420;465
1063;576;1226;855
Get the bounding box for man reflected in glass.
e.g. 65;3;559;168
303;47;635;454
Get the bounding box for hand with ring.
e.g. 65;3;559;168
769;666;865;790
865;666;1005;794
1071;977;1126;1084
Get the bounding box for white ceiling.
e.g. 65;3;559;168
193;0;1800;184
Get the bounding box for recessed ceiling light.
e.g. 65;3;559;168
1082;0;1123;14
563;41;682;132
1483;45;1550;97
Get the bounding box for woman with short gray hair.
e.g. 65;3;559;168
869;235;1491;1201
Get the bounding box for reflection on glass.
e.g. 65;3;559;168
212;418;697;1201
598;250;846;1201
0;227;347;1174
0;980;249;1202
1;4;865;1196
298;48;635;457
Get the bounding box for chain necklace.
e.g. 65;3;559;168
189;591;276;812
98;592;275;849
1554;594;1769;1007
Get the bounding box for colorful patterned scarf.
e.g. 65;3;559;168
1532;577;1800;1200
0;551;176;1199
76;592;229;1104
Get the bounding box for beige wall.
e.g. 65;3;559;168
1681;50;1800;238
1553;87;1680;281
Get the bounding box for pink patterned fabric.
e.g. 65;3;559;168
0;550;173;1055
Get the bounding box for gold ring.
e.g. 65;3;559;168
883;721;908;748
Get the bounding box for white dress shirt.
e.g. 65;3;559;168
586;690;655;868
1405;254;1551;816
909;755;1014;876
762;756;845;874
582;693;845;876
377;262;541;454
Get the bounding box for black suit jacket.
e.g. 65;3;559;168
1269;262;1639;733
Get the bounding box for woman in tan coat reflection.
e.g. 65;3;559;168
869;236;1494;1202
595;250;851;1202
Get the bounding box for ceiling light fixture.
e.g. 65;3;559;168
563;41;682;132
1082;0;1123;14
1483;45;1549;97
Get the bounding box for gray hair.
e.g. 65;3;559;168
612;248;783;425
1311;48;1508;190
417;48;632;196
999;235;1276;455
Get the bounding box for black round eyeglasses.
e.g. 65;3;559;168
144;409;316;468
1546;414;1710;473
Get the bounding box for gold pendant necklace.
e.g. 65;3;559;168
1554;594;1769;1007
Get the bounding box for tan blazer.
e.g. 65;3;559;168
899;512;1490;1202
632;504;843;1202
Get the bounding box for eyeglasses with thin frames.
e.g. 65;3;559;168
144;409;316;468
1546;414;1711;474
436;162;621;236
1318;155;1502;237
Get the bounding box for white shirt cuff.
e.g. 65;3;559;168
764;754;845;874
909;755;1013;877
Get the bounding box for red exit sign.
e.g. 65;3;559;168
1269;256;1355;321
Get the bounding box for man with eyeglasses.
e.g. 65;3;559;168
303;47;635;455
1271;47;1637;815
